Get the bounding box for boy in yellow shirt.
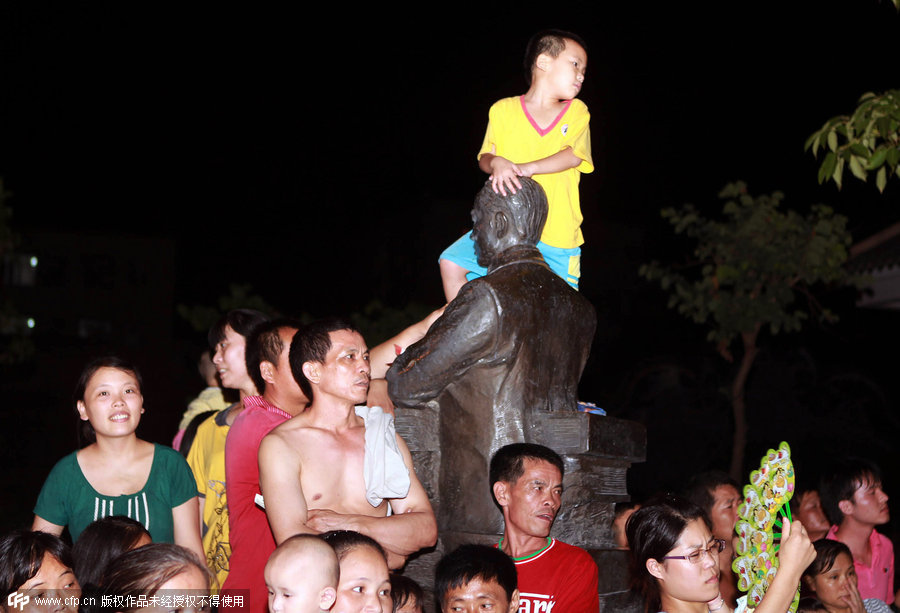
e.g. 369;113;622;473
439;29;593;301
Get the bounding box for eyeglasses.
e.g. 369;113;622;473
662;539;725;564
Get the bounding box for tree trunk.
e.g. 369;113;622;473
729;325;760;481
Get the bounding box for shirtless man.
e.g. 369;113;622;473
258;317;437;569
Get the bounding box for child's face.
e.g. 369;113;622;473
543;39;587;100
441;578;518;613
333;547;391;613
266;560;335;613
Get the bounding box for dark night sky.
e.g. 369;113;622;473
3;1;898;309
2;2;900;505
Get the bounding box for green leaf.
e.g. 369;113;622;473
867;148;888;171
886;147;900;168
819;152;837;184
827;131;838;152
849;155;867;181
877;167;887;193
804;131;819;153
850;143;870;157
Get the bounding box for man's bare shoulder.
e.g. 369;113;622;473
265;410;365;441
264;412;317;443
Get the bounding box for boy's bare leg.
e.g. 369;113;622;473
439;259;470;302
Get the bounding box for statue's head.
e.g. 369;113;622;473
471;177;548;268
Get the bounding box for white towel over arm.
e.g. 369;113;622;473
355;405;411;508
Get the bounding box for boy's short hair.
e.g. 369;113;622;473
489;443;565;493
434;544;517;606
390;573;424;612
819;457;883;525
523;29;587;85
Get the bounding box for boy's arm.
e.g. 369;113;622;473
480;147;583;196
517;146;582;177
368;306;445;379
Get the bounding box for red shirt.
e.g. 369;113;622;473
499;538;599;612
827;524;895;604
221;396;292;612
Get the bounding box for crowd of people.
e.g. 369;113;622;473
3;303;897;613
623;459;896;613
6;303;603;612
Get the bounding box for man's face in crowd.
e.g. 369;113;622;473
502;458;563;538
315;329;371;405
709;484;740;541
844;476;890;526
796;490;830;536
441;578;518;613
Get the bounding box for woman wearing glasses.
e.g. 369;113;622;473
626;494;816;613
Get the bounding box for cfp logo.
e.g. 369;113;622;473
7;592;30;611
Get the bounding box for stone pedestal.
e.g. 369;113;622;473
395;407;646;613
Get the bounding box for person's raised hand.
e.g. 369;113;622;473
777;520;816;579
489;157;523;196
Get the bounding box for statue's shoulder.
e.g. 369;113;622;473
453;274;500;304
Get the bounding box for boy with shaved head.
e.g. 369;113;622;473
265;534;339;613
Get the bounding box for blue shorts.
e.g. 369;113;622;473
439;232;580;290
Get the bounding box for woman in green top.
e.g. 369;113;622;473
32;356;203;564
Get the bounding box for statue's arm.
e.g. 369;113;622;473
386;285;498;407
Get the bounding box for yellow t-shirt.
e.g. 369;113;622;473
478;96;593;249
186;409;232;593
